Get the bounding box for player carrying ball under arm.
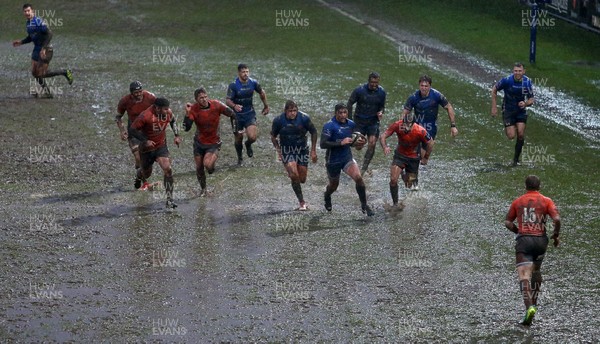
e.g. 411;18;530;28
12;3;73;98
130;98;182;209
183;87;236;197
504;175;560;326
321;104;374;216
271;100;318;211
116;81;156;189
379;113;433;205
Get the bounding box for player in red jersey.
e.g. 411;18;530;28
379;113;433;205
130;98;182;208
183;87;236;196
505;175;561;326
116;81;156;189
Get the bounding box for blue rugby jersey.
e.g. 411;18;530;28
403;88;449;125
24;16;50;48
226;77;263;116
347;83;386;120
321;116;355;165
495;75;534;115
271;111;317;147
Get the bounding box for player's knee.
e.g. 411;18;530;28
390;180;398;188
207;167;215;174
163;167;173;177
289;172;300;183
355;177;365;187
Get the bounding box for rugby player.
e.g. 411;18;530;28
226;63;270;165
380;113;433;204
183;87;235;196
116;81;156;190
505;175;560;326
321;104;374;216
12;3;73;98
492;63;535;166
130;98;182;208
347;72;387;175
402;75;457;189
271;100;318;210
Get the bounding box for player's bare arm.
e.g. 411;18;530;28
421;140;434;165
491;85;498;116
444;103;458;137
115;113;127;140
310;131;318;163
551;214;561;247
170;115;181;147
379;131;392;155
259;90;269;115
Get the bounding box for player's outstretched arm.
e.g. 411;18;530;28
259;90;269;115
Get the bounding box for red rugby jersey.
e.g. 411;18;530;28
131;106;174;151
507;191;559;236
187;100;229;145
117;90;156;124
383;120;431;158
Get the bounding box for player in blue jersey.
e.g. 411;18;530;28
271;100;318;210
402;75;457;189
226;63;270;165
12;3;73;98
321;104;374;216
492;63;535;166
347;72;387;175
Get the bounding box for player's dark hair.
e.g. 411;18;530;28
514;62;525;68
335;103;347;113
284;100;297;111
525;175;540;191
154;97;170;108
23;3;33;10
368;72;380;80
403;112;416;124
238;63;248;71
419;75;432;85
194;87;207;99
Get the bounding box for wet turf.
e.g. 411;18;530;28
0;1;599;342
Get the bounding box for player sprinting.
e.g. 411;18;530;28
491;63;535;166
116;81;156;190
130;98;182;208
402;75;457;189
380;113;433;204
12;3;73;98
183;87;236;197
347;72;387;175
504;175;560;326
321;104;374;216
270;100;318;210
226;63;270;165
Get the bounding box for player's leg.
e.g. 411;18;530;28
324;163;342;211
128;137;141;170
284;161;305;208
204;149;219;175
514;121;527;165
234;115;245;164
515;236;538;325
135;150;154;189
245;122;258;157
361;130;378;175
194;154;206;191
389;164;402;205
38;47;73;84
156;149;175;208
345;161;374;216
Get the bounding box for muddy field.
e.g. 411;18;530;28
1;1;599;342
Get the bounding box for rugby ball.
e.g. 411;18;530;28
351;132;367;147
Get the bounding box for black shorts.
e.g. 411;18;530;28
235;112;257;131
515;235;549;265
503;110;528;127
354;117;380;137
326;159;356;180
392;151;420;174
281;145;309;166
140;145;169;170
194;140;221;156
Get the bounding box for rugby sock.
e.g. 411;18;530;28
197;170;206;190
164;175;174;200
235;143;243;159
291;182;304;203
514;139;525;163
41;70;65;78
531;271;542;305
362;147;375;172
519;279;533;309
390;184;399;205
356;183;367;207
